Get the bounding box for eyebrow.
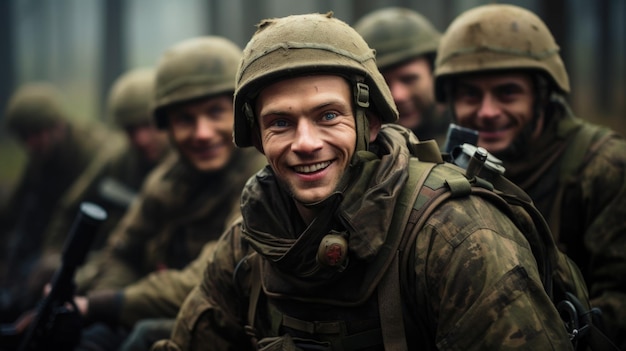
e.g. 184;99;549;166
259;99;349;119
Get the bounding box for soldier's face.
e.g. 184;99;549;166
166;95;235;172
453;73;540;154
20;123;66;158
255;75;357;205
125;122;169;162
382;57;435;130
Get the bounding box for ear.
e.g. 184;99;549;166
368;113;382;142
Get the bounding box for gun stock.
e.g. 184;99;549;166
18;202;107;351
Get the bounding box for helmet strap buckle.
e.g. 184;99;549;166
355;82;370;108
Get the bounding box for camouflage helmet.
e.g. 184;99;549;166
107;67;155;128
353;7;441;70
234;12;398;148
434;4;570;102
153;36;242;129
4;82;69;135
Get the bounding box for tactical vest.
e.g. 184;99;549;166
240;140;613;351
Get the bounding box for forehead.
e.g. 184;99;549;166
262;74;349;95
382;56;432;77
256;75;351;109
167;94;232;114
457;71;534;88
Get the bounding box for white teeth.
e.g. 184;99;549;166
294;161;331;173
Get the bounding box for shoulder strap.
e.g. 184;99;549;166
549;123;617;240
379;160;552;350
238;252;260;348
378;158;439;351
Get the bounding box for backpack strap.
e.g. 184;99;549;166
381;160;558;350
549;123;617;239
378;158;439;351
240;252;261;348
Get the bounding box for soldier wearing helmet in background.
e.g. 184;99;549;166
0;82;126;324
41;68;170;262
152;13;572;350
354;7;450;146
69;36;266;351
434;4;626;348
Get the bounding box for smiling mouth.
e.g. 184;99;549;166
294;161;331;174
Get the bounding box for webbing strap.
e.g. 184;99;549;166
245;253;261;346
377;159;438;351
378;252;408;351
445;176;471;198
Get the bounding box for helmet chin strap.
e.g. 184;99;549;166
353;79;371;154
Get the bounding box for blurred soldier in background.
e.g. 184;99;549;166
74;36;266;351
354;7;450;146
0;82;126;324
434;4;626;348
44;67;170;259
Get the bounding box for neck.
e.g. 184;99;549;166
295;201;318;226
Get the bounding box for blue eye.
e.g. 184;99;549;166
273;119;289;127
322;112;337;121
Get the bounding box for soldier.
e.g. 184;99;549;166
433;4;626;348
44;67;170;261
0;82;125;323
74;36;266;351
152;13;573;350
354;7;450;146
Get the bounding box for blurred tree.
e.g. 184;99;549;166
0;1;15;123
100;0;126;121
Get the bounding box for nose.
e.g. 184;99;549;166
477;94;501;119
194;116;215;140
129;126;151;147
291;119;323;154
389;81;409;103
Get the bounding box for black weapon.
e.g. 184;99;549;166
17;202;107;351
442;123;479;154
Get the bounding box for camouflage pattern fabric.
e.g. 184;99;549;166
153;126;572;351
114;240;219;327
77;148;265;292
503;98;626;349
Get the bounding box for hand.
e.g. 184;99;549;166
43;283;88;316
74;295;88;316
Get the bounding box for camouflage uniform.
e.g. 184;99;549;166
75;36;266;351
153;13;572;351
433;5;626;348
353;7;451;146
0;83;125;321
79;240;218;345
81;149;264;291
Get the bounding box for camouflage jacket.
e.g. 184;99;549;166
154;125;572;351
503;98;626;349
78;147;266;292
86;240;218;328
